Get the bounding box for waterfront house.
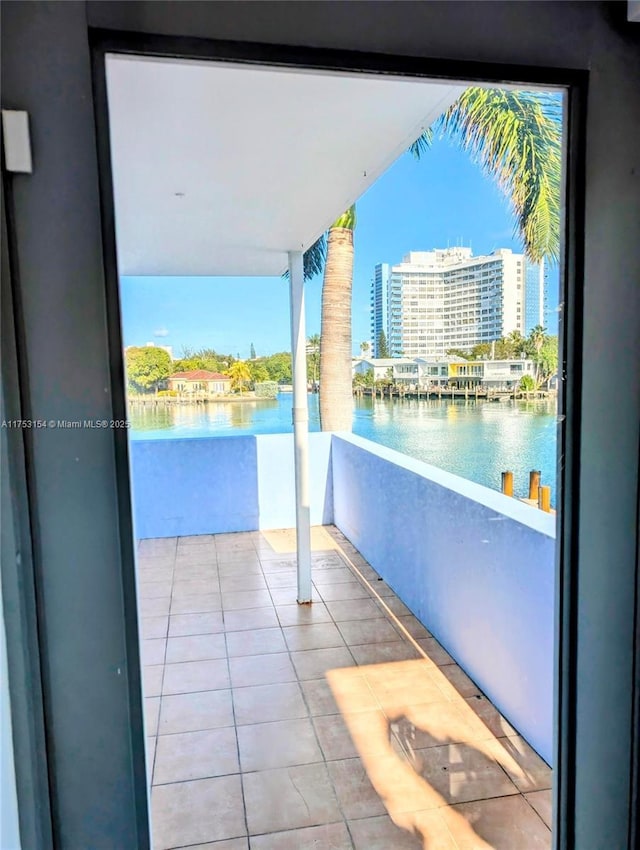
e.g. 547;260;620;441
448;358;537;390
356;355;537;390
353;356;418;383
167;369;231;396
415;355;468;387
480;359;538;390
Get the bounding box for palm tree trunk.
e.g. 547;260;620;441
319;226;354;431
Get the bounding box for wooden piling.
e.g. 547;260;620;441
538;485;551;512
501;471;514;497
529;470;541;501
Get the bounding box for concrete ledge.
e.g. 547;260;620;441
129;432;333;538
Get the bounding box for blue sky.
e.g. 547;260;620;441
120;136;560;359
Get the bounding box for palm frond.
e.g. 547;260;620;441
332;204;357;230
431;88;562;263
409;128;433;160
303;233;327;280
282;233;327;282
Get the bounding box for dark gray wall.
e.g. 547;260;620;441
1;1;639;847
1;182;53;850
1;2;147;848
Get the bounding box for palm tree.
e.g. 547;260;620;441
529;325;547;356
506;330;527;358
226;360;251;394
411;89;561;264
318;206;356;431
527;324;548;386
306;334;321;387
304;87;562;431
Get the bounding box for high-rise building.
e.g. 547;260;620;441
523;258;548;334
370;263;390;356
371;247;525;358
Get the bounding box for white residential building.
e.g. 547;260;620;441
415;356;467;386
353;357;417;383
353;355;533;390
449;358;537;389
371;247;526;357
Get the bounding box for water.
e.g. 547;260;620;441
129;393;558;503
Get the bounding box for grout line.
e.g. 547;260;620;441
262;541;397;847
520;790;553;833
223;623;251;842
334;545;433;662
152;765;243;787
224;539;358;846
155;719;235;738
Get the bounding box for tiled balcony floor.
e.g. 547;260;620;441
138;526;552;850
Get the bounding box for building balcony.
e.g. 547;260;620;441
132;433;554;849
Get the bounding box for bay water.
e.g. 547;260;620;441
129;393;557;503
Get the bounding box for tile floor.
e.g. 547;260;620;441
138;526;552;850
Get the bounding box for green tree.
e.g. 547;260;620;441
377;330;390;359
254;381;278;399
360;341;371;356
527;325;547;358
519;374;536;392
446;348;472;360
469;343;491;360
304;87;561;431
125;346;171;394
171;356;201;372
523;325;552;386
505;330;527;357
537;335;558;388
172;346;233;374
307;334;321;385
248;361;269;386
263;352;293;384
353;368;374;389
226;360;251;394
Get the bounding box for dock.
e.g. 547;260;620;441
354;386;555;402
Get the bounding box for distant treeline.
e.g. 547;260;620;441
174;347;294;385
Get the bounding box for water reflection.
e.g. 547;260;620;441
128;394;557;502
353;396;557;502
128;398;281;435
128;404;174;432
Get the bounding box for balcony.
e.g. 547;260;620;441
133;433;554;849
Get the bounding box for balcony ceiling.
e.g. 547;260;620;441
105;55;463;277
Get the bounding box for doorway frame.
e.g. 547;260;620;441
89;28;585;849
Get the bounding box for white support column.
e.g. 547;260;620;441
288;251;312;603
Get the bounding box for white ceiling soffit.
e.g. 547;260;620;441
105;55;464;277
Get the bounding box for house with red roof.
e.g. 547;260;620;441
167;369;232;396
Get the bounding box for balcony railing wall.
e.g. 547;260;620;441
129;433;333;538
130;432;555;764
331;433;556;765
